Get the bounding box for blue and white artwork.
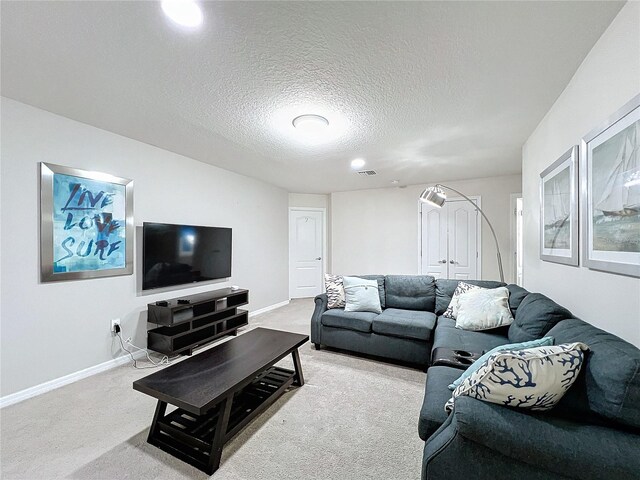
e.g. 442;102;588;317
52;173;127;273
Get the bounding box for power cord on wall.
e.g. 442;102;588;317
115;325;170;369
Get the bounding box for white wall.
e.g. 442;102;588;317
330;174;521;282
522;2;640;346
0;98;289;397
288;193;329;209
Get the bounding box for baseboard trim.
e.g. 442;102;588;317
0;349;146;409
2;299;291;409
249;300;290;317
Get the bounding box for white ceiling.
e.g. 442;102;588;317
1;1;624;193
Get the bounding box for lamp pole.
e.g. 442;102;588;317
432;183;504;283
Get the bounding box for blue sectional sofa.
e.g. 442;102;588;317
311;276;640;480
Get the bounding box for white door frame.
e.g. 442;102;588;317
288;207;327;298
418;196;482;279
510;193;523;285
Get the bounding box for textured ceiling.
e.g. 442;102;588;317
1;1;624;193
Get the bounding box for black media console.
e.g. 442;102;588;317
146;287;249;356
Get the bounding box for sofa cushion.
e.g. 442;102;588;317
419;366;460;440
435;279;506;315
372;308;436;341
508;293;572;343
506;284;530;316
385;275;435;311
548;318;640;430
357;275;386;309
432;323;508;353
436;316;456;328
321;309;376;333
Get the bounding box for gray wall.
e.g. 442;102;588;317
1;98;289;396
522;2;640;346
330;174;522;282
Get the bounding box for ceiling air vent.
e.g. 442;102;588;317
357;170;377;176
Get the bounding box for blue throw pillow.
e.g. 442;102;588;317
448;336;554;390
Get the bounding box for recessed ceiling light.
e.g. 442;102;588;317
351;158;366;169
292;114;329;135
391;180;399;184
161;0;203;28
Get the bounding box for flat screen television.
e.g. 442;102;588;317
142;222;232;291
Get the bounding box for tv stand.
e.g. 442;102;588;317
146;288;249;356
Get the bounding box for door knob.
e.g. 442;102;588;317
315;257;322;260
449;260;457;264
438;259;446;264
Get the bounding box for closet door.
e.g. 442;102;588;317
420;202;448;278
447;200;478;280
420;199;479;279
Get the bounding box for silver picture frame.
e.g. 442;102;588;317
580;94;640;278
540;145;579;266
40;162;134;282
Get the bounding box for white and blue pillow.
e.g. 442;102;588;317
343;276;382;314
443;282;486;319
445;342;589;413
455;287;514;331
448;336;555;391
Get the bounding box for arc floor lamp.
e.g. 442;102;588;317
419;184;504;282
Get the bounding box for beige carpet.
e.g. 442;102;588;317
1;299;426;480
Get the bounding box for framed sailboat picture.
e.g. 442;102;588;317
540;146;579;265
581;94;640;278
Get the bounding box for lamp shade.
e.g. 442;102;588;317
419;186;446;207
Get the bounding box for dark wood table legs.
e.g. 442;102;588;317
292;348;304;386
208;395;233;474
147;400;167;443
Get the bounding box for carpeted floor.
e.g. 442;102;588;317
1;299;426;480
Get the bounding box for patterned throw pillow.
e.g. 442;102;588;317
443;282;487;319
448;336;555;391
324;274;345;309
445;342;589;413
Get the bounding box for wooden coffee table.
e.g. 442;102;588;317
133;327;308;474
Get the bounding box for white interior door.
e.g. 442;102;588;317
289;209;324;298
447;200;478;280
420;203;448;278
420;199;479;279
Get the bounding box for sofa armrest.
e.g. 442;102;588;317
451;396;640;479
311;294;328;344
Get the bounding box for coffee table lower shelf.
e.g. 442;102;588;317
148;366;295;474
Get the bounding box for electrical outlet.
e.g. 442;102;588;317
111;318;121;334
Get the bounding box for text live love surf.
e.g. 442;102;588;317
58;183;122;262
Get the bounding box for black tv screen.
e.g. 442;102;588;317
142;222;232;290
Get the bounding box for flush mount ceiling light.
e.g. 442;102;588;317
292;114;330;135
272;107;347;146
161;0;203;28
351;158;366;169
